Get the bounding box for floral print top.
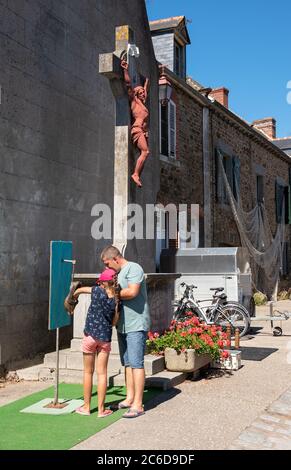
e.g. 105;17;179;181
84;286;116;342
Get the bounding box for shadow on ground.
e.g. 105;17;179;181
240;346;278;361
143;387;181;412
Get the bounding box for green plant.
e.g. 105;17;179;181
146;316;230;361
253;292;267;306
277;290;289;301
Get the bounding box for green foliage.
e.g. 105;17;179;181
146;316;230;361
253;292;267;306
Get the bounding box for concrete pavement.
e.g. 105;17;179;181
1;300;291;450
72;301;291;450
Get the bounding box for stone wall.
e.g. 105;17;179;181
0;0;159;369
158;77;291;293
158;84;204;208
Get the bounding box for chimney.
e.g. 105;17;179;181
209;87;229;108
252;117;276;140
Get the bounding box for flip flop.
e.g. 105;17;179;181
122;408;145;418
98;409;113;418
75;406;90;416
118;401;132;409
109;401;132;411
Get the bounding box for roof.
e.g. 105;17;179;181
161;67;291;165
273;137;291;149
149;16;191;44
273;138;291;156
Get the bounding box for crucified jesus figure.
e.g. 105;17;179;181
121;59;150;188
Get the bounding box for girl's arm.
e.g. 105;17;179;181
73;286;92;298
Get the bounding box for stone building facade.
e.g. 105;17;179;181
0;0;159;370
151;17;291;291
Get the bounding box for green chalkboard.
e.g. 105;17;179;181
49;241;73;330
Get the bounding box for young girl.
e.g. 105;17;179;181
72;268;119;418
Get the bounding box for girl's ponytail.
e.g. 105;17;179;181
112;273;120;326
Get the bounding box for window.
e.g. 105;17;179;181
174;41;185;78
159;100;176;158
282;242;289;276
256;175;264;204
155;208;169;271
275;180;289;224
216;149;240;204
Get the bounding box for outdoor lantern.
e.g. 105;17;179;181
159;73;172;106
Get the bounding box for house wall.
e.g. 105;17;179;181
0;0;159;369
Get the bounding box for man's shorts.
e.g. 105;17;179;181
117;330;147;369
82;334;111;354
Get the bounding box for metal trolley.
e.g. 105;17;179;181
249;301;291;336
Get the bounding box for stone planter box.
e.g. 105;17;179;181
164;348;211;373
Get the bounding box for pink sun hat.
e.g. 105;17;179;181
97;268;116;282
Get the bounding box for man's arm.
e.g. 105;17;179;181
119;283;141;300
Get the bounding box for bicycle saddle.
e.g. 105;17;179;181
209;287;224;292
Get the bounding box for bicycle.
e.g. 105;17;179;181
173;282;250;337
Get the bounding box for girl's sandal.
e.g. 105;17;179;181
98;409;113;418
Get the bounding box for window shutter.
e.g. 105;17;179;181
160;102;169;156
288;167;291;224
215;149;224;203
169;100;176;158
232;156;240;202
282;242;289;275
275;181;285;223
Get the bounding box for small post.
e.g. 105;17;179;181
53;327;60;406
270;301;274;331
226;324;232;347
234;328;240;349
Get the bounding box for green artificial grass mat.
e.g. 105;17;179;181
0;383;160;450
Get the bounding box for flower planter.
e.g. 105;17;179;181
164;348;211;373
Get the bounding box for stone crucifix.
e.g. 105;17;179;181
99;25;149;253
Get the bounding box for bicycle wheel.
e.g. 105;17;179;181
223;300;250;318
214;304;250;337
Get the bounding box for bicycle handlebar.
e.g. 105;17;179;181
180;282;197;289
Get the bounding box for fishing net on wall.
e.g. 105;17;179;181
217;150;285;298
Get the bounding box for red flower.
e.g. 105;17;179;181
221;351;229;359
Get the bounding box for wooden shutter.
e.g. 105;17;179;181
232;156;241;201
288;167;291;224
215;149;224;203
160;102;169;156
169;100;176;158
275;181;285;223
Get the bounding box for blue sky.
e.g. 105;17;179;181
146;0;291;138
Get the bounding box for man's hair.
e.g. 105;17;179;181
100;245;122;260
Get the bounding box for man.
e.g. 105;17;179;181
101;245;150;418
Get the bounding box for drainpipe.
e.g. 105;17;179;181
203;107;212;247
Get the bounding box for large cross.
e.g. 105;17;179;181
99;25;139;255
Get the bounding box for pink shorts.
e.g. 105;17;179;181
82;334;111;354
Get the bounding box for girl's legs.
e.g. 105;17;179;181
96;350;110;415
82;353;95;412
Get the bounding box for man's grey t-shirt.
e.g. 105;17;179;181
117;262;150;334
